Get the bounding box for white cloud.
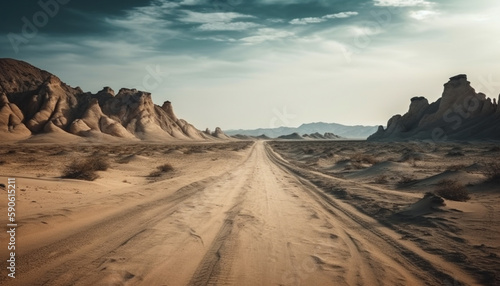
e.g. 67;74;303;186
409;10;440;20
240;28;294;44
180;11;254;23
290;11;358;25
198;22;261;31
374;0;433;7
324;12;359;19
290;17;324;25
179;0;206;5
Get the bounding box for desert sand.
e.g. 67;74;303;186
0;140;499;286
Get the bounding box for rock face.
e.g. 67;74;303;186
369;75;500;141
302;132;342;140
0;59;226;141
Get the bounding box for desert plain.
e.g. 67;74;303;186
0;139;499;286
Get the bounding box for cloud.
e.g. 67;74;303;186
198;22;261;31
179;0;206;5
240;28;294;44
290;11;358;25
179;11;255;23
290;17;324;25
409;10;440;20
324;12;359;19
373;0;433;7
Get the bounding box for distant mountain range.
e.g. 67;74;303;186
225;122;379;139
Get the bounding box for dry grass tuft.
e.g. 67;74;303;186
483;161;500;183
350;153;378;165
148;163;174;177
446;164;467;171
374;175;389;184
62;156;109;181
435;179;470;202
398;175;416;186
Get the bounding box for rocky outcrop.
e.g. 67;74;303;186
302;132;342;140
369;75;500;141
0;58;227;141
278;133;304;140
211;127;230;139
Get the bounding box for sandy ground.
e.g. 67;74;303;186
0;140;498;285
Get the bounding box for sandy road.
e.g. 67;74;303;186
2;141;478;285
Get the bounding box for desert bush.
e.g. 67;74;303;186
157;163;174;173
446;164;467;171
374;175;388;184
86;156;110;171
400;151;424;162
435;179;470;202
447;146;464;157
489;146;500;152
397;175;416;186
63;162;95;181
483;161;500;183
350;153;377;165
148;163;174;177
424;192;446;205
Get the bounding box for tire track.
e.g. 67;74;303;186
265;142;477;286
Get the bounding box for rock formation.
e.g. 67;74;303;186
369;75;500;141
302;132;342;140
0;58;228;141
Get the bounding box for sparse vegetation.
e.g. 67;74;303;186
446;164;467;171
447;147;464;157
398;175;416;186
489;146;500;152
148;163;174;177
374;175;388;184
62;156;109;181
350;153;378;165
483;161;500;183
435;179;470;202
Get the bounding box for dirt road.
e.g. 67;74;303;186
1;141;477;285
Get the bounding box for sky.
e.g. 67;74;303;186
1;0;499;130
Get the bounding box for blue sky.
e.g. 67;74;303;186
1;0;499;130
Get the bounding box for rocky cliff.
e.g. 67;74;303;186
368;75;500;141
0;59;228;141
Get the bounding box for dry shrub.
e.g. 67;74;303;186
62;156;109;181
87;156;110;171
157;163;174;172
483;161;500;183
350;153;377;165
398;175;416;186
374;175;388;184
447;164;467;171
447;147;464;157
489;146;500;152
435;179;470;202
149;163;174;177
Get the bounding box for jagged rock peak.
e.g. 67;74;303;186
410;96;427;102
98;87;115;96
444;74;471;91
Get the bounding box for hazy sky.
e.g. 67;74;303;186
1;0;499;130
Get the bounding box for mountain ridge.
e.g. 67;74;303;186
225;122;379;139
0;58;228;142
